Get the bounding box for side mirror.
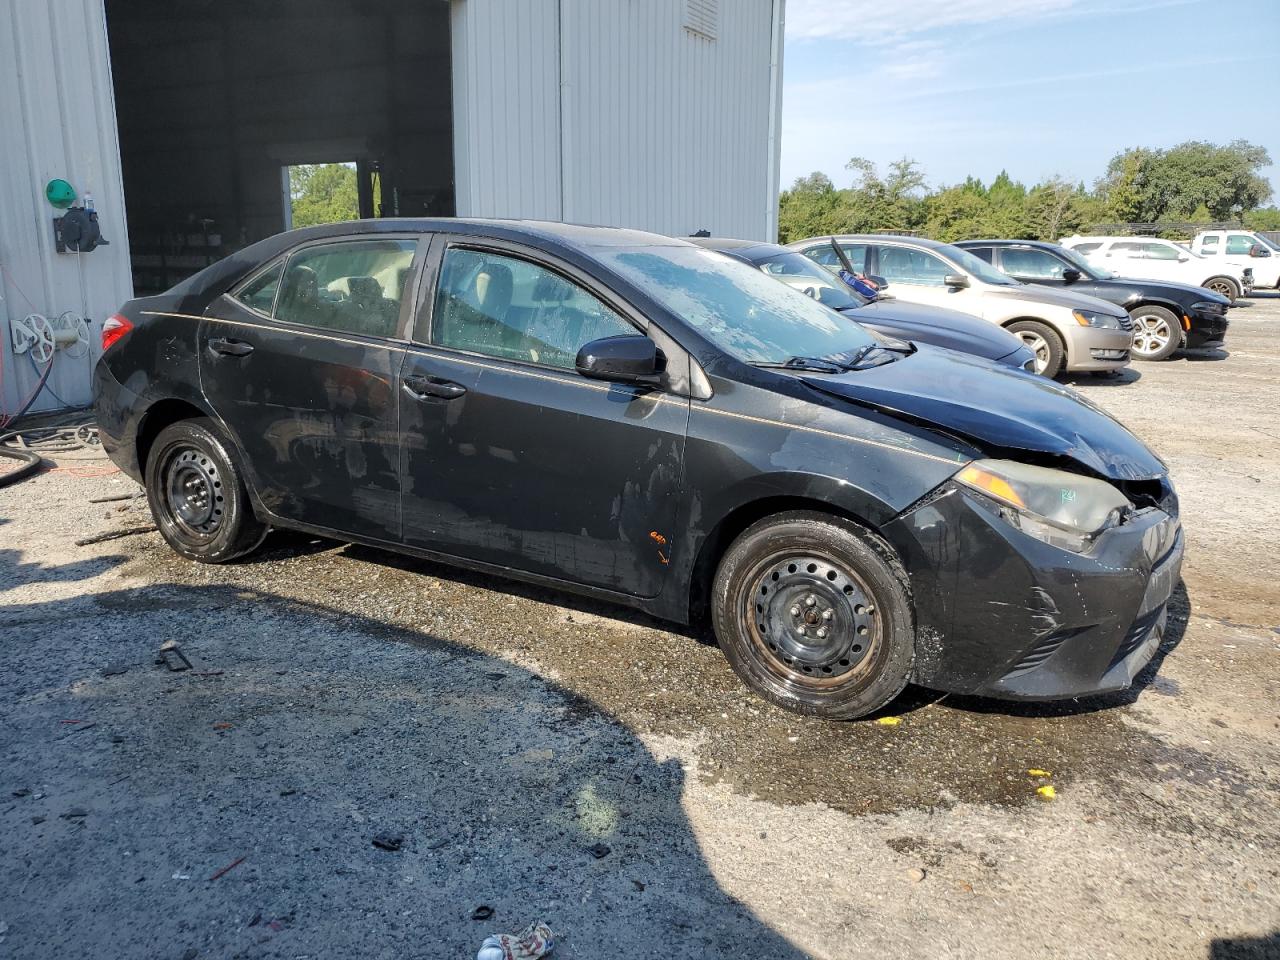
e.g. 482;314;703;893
1250;244;1270;258
869;275;889;289
576;335;664;386
943;274;970;289
1062;268;1082;283
1177;254;1190;262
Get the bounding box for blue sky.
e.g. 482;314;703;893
781;0;1280;199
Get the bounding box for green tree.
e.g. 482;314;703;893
289;163;359;228
1244;207;1280;231
1096;141;1273;221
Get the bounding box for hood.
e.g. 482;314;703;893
987;282;1127;316
847;300;1023;362
799;344;1166;481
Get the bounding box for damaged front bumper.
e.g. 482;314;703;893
885;483;1183;701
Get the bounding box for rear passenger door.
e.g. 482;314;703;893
869;243;963;311
200;235;422;541
397;238;689;598
997;246;1071;287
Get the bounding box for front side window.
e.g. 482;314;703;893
875;246;950;286
234;261;283;314
1001;248;1067;279
431;248;637;368
1225;235;1254;255
276;239;417;338
599;244;876;365
1140;242;1181;261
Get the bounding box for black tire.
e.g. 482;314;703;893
711;511;914;720
1204;276;1239;302
1127;305;1183;361
144;417;268;563
1006;320;1065;378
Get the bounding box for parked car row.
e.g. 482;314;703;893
1058;235;1254;301
94;218;1184;723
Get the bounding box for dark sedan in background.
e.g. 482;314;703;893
690;237;1038;372
95;219;1181;719
957;240;1230;361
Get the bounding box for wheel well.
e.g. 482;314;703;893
136;399;208;474
687;496;883;626
1001;316;1067;358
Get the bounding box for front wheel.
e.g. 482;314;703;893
1204;276;1240;302
1128;305;1182;361
711;512;914;719
1006;320;1065;378
144;418;268;563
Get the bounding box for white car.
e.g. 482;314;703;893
789;234;1134;378
1192;230;1280;289
1059;235;1253;303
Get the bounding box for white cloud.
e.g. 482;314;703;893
785;0;1076;42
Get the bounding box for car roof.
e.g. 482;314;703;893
687;237;792;259
791;234;956;252
954;239;1064;249
278;217;693;252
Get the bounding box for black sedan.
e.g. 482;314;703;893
689;237;1038;372
956;240;1230;361
94;219;1182;719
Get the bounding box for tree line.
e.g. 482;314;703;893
777;140;1279;244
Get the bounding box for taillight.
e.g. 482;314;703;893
102;313;133;351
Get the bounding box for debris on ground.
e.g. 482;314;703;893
101;662;129;677
371;832;404;852
73;525;156;547
471;905;495;921
476;920;555;960
1036;785;1057;800
875;717;902;726
208;855;246;881
588;842;611;859
905;867;927;883
156;641;192;672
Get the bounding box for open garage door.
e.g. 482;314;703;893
106;0;454;296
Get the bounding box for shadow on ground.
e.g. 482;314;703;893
0;582;810;960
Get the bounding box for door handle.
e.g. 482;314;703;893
402;374;466;401
208;337;254;357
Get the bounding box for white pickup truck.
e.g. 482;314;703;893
1192;230;1280;290
1059;235;1254;302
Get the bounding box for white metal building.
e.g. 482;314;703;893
0;0;785;417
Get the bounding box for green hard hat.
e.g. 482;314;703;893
45;178;77;209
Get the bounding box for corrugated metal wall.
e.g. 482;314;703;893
452;0;783;241
0;0;133;417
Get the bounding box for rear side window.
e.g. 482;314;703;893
275;239;417;338
1001;248;1066;278
1226;235;1254;255
1071;242;1102;254
965;247;994;264
801;243;868;273
430;248;636;369
234;262;283;314
875;245;949;285
1140;242;1180;260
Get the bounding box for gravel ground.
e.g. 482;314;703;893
2;295;1279;959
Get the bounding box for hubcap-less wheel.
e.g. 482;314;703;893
748;554;880;687
1131;313;1173;357
163;446;225;537
1207;280;1236;300
1016;330;1051;374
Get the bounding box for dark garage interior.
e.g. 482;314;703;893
105;0;454;295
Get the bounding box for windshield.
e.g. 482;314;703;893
1257;234;1280;252
942;244;1021;286
753;251;869;310
1058;244;1112;278
601;245;877;365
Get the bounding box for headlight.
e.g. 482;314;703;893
1189;300;1226;315
956;459;1130;553
1073;309;1121;329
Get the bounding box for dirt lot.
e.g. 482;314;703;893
3;295;1278;959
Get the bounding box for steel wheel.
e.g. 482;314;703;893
746;553;882;689
1015;329;1051;373
162;446;226;538
1131;314;1172;357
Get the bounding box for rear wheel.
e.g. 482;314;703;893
144;418;267;563
1006;320;1064;377
1205;276;1239;302
711;511;914;719
1128;305;1182;361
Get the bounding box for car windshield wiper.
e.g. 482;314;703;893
750;355;848;373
